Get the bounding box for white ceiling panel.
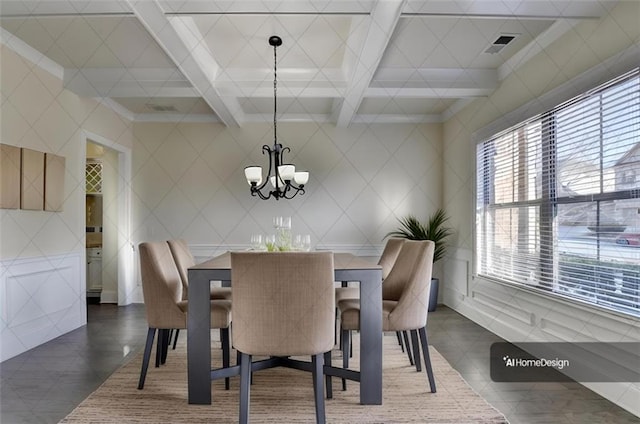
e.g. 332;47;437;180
112;97;214;115
240;97;333;115
358;97;456;115
0;0;617;125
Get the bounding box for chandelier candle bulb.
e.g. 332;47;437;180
294;171;309;185
278;164;295;181
244;167;262;185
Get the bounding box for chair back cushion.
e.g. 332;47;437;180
139;241;187;329
231;252;335;357
386;240;435;331
167;239;195;300
381;239;419;301
378;238;405;280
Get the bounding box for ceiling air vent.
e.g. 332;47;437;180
145;103;178;112
484;34;518;54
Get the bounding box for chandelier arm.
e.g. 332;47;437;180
262;145;274;191
248;145;274;194
282;185;305;200
279;146;290;166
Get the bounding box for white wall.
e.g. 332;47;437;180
442;1;640;415
130;121;443;299
0;44;133;361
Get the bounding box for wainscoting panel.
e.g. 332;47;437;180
443;247;640;417
0;252;85;362
444;247;472;298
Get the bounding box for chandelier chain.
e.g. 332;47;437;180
273;41;277;143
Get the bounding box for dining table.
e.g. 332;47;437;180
187;251;383;405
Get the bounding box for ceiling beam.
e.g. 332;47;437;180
334;0;406;127
126;0;243;126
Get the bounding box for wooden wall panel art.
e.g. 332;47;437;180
21;148;45;210
0;144;21;209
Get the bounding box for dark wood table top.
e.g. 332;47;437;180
191;251;380;272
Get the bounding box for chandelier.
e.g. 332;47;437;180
244;36;308;200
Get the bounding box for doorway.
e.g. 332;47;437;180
83;131;134;307
85;142;106;303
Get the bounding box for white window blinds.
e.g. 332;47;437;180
476;68;640;317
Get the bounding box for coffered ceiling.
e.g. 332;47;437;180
0;0;617;126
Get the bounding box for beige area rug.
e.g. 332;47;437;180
60;334;508;423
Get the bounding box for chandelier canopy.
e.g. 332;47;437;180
244;36;308;200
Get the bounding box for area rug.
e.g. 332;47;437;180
60;334;508;423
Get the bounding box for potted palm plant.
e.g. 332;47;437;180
385;208;452;311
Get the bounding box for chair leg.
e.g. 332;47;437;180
221;328;230;390
396;331;405;352
239;352;252;424
172;329;180;350
160;329;168;364
418;326;436;393
138;328;156;389
324;351;333;399
161;329;170;364
402;331;414;366
341;329;350;391
312;354;326;424
410;329;422;372
334;307;338;345
155;329;164;368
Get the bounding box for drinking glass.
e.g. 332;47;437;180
293;234;303;251
250;234;263;250
302;234;311;251
265;234;277;252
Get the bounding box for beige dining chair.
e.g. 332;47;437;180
167;239;232;349
230;251;335;424
338;240;437;393
168;239;232;301
334;237;405;303
334;238;410;374
137;241;232;390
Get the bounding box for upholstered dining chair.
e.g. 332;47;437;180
168;239;232;301
166;239;232;348
334;238;409;375
230;251;335;424
137;241;232;390
334;237;405;304
338;240;437;393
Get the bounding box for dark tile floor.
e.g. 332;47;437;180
1;304;638;423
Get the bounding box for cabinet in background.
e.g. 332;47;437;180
86;247;102;302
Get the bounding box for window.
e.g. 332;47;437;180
476;69;640;317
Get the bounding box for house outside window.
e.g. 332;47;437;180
476;69;640;317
